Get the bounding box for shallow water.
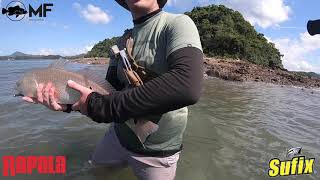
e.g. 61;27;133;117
0;60;319;180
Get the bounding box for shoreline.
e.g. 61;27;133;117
70;57;320;89
203;57;320;88
69;57;109;65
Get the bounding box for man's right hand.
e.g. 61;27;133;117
22;82;67;111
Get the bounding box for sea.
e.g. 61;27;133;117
0;60;319;180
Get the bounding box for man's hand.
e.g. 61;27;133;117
67;80;93;115
22;82;67;111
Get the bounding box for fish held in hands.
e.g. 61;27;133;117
14;60;115;104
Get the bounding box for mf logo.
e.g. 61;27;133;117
1;1;53;21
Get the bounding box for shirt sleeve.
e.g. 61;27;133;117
166;14;203;59
86;47;204;123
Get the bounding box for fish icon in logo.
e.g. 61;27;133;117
2;5;27;17
287;147;302;158
2;1;27;21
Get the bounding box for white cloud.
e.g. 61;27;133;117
73;2;81;10
63;25;70;30
51;22;57;27
58;44;95;56
169;0;291;28
85;44;94;52
73;3;111;24
206;0;291;28
37;43;96;56
272;32;320;72
167;0;195;10
167;0;178;6
39;48;54;56
49;22;70;30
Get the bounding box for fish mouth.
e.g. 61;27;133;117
14;93;24;97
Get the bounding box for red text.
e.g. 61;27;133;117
2;156;66;176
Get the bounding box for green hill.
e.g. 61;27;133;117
85;37;120;58
86;5;283;68
186;5;282;68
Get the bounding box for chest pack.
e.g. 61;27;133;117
109;30;158;88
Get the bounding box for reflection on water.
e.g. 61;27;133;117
0;60;319;180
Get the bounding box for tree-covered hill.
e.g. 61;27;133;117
85;36;119;58
186;5;282;68
86;5;283;68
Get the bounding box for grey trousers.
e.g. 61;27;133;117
91;125;180;180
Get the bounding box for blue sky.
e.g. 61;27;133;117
0;0;319;73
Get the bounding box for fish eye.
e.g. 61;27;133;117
89;86;92;90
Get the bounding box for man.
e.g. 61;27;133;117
23;0;203;179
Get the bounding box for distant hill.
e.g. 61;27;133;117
294;71;320;79
0;51;62;60
10;51;30;57
64;53;86;59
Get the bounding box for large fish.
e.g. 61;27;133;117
15;60;115;104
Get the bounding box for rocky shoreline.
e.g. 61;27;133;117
71;57;320;88
204;57;320;88
69;57;109;65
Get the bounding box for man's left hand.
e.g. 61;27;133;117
67;80;93;115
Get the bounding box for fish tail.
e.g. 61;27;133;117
2;8;7;14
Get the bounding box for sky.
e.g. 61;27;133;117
0;0;319;73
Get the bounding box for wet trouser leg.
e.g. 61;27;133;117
128;152;179;180
91;125;128;168
91;125;180;180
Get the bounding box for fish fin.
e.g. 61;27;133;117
16;14;19;18
2;8;7;14
77;68;115;92
48;58;69;69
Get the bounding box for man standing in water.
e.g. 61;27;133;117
23;0;203;179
